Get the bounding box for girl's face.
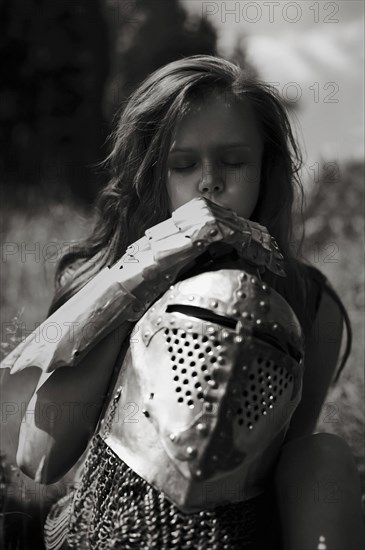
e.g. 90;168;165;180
166;93;264;218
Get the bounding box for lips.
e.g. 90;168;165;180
202;195;228;210
203;194;237;212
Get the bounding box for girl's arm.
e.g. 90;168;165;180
16;328;123;484
3;198;284;376
283;287;344;441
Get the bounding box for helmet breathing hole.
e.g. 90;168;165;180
165;328;222;407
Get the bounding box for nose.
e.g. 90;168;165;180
198;163;224;195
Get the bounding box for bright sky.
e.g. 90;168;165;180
181;0;364;178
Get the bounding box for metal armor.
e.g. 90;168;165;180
1;198;285;375
100;261;304;513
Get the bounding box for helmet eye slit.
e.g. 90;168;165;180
166;305;237;330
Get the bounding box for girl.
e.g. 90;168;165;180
11;56;363;549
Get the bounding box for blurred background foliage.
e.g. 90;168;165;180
0;0;217;202
0;0;364;548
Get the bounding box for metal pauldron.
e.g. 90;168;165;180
101;267;305;513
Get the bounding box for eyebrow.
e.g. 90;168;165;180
169;143;253;153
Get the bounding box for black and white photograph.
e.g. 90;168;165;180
0;1;364;549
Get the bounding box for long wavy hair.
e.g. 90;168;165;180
48;55;309;328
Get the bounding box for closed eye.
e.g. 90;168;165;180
172;161;245;172
171;166;196;172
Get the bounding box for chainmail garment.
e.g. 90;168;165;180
47;434;276;550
